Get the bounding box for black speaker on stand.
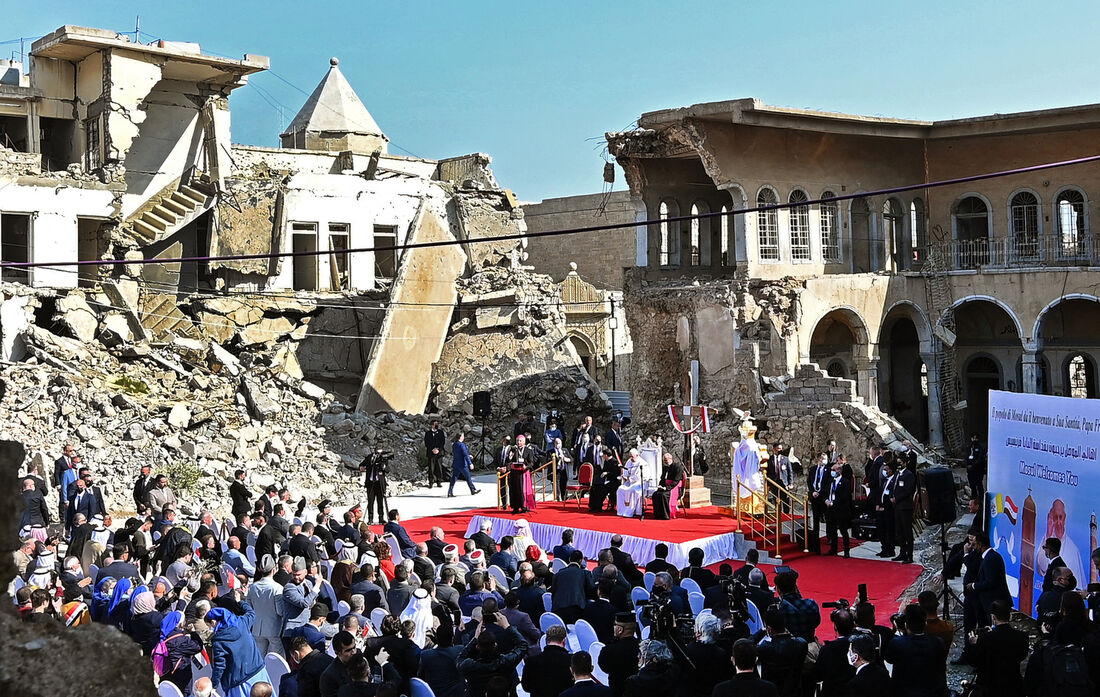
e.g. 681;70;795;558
922;465;965;621
472;391;492;470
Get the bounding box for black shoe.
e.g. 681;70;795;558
447;492;454;497
876;549;894;557
471;489;481;495
826;547;838;556
900;557;913;564
843;551;851;558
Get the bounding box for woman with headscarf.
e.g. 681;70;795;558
158;611;206;696
108;577;134;633
129;586;165;654
92;577;115;623
331;544;358;603
399;587;436;648
207;600;270;697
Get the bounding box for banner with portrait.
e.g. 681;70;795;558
987;390;1100;617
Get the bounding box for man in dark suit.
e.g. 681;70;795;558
361;452;388;525
383;509;417;560
53;444;76;523
884;604;948;697
255;514;288;564
521;625;573;697
603;421;624;462
288;522;321;563
806;454;830;554
970;600;1029;697
552;551;595;624
96;543;141;584
598;614;641;697
732;548;760;586
755;606;807;697
514;569;546;624
500;590;541;653
229;469;252;517
1040;537;1068;592
386;565;417;615
132;464;155;516
417;628;464;697
425;526;449;566
604;535;643;588
581;579;618;643
350;562;389;614
824;461;853;557
680;547;718;590
966;529;1011;626
561;650;612;697
552;529;578;562
890;456;918;564
874;457;897;557
712;639;779;697
746;568;778;612
66;478;101;533
809;608;855;697
424;419;447;488
966;432;986;501
645;572;689;620
588;449;619;513
469;520;497;560
845;634;891;697
19;478;50;530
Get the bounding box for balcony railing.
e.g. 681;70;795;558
933;234;1100;270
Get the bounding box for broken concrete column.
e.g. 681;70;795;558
241;377;281;421
53;291;98;343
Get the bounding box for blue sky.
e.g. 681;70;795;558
6;1;1100;201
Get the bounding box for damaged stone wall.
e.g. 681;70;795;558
211;159;290;277
451;189;526;269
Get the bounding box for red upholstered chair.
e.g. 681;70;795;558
568;463;594;507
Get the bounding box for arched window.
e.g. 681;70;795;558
1067;354;1096;398
720;205;731;266
1056;188;1086;260
955;196;990;267
826;360;847;379
757;187;779;261
883;198;904;268
910;198;926;266
658;200;680;267
689;203;702;266
820;190;840;262
789;189;810;261
1010;191;1040;261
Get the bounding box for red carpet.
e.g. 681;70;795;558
383;503;921;625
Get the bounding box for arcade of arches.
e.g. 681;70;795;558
806;296;1100;449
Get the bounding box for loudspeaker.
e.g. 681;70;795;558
922;466;957;525
472;391;492;418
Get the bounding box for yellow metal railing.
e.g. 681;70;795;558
734;474;810;561
496;457;558;509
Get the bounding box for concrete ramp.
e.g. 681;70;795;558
356;204;467;414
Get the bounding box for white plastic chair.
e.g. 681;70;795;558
409;677;437;697
572;618;599;653
334;539;344;555
643;571;655;592
410;571;421;586
370;607;389;634
630;586;650;606
337;600;351;618
688;591;705;616
539;611;565;633
264;652;290;694
157;682;184;697
321;559;335;580
542;592;552;613
382;532;403;561
680;577;702;596
745;599;762;635
640;624;651;639
191;539;201;555
589;641;610;684
487;565;509;589
550;558;566;573
516;660;530;697
246;546;257;565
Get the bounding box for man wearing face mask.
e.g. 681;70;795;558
890;455;917;564
844;634;890;696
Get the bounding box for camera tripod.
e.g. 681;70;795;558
938;523;966;621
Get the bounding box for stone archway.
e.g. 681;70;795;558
879;311;929;441
809;307;870;397
1035;296;1100;396
953;298;1023;438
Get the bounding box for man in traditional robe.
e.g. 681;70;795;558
651;452;684;520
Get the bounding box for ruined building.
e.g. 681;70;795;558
0;26;609;516
588;97;1100;497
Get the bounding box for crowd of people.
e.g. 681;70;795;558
11;433;1100;697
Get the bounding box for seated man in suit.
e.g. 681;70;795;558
581;579;619;643
561;650;612;697
712;639;779;697
552;529;578;562
469;519;497;560
383;509;417;560
732;549;760;586
489;535;519;579
641;572;689;625
643;543;678;577
425;526;449;566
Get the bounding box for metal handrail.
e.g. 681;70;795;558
496;457;558;509
762;474;810;553
928;234;1100;270
735;476;782;561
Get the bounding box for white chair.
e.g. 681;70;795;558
294;518;302;527
687;591;705;616
158;682;184;697
487;565;509;589
264;652;290;694
745;599;762;635
550;558;566;573
542;591;552;613
643;571;655;592
409;677;437;697
516;661;530;697
321;559;335;579
152;530;162;542
539;611;565;633
539;634;547;650
572;618;599;653
370;607;389;634
337;600;351;618
246;546;257;565
409;571;421;586
680;577;702;596
630;586;650;606
382;532;403;562
589;641;609;684
335;539;344;555
640;624;651;639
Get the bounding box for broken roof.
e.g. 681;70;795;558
282;58;387;142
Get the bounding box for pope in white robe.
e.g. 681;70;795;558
616;451;645;517
730;420;765;515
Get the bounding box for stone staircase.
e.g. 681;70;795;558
604;389;632;418
124;176;217;247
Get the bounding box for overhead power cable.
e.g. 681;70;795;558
4;153;1100;272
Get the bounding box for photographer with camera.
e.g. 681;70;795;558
884;604;948;697
810;606;855;697
774;570;820;642
853;601;893;663
755;605;807;697
676;613;732;697
967;600;1028;697
360;449;390;526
